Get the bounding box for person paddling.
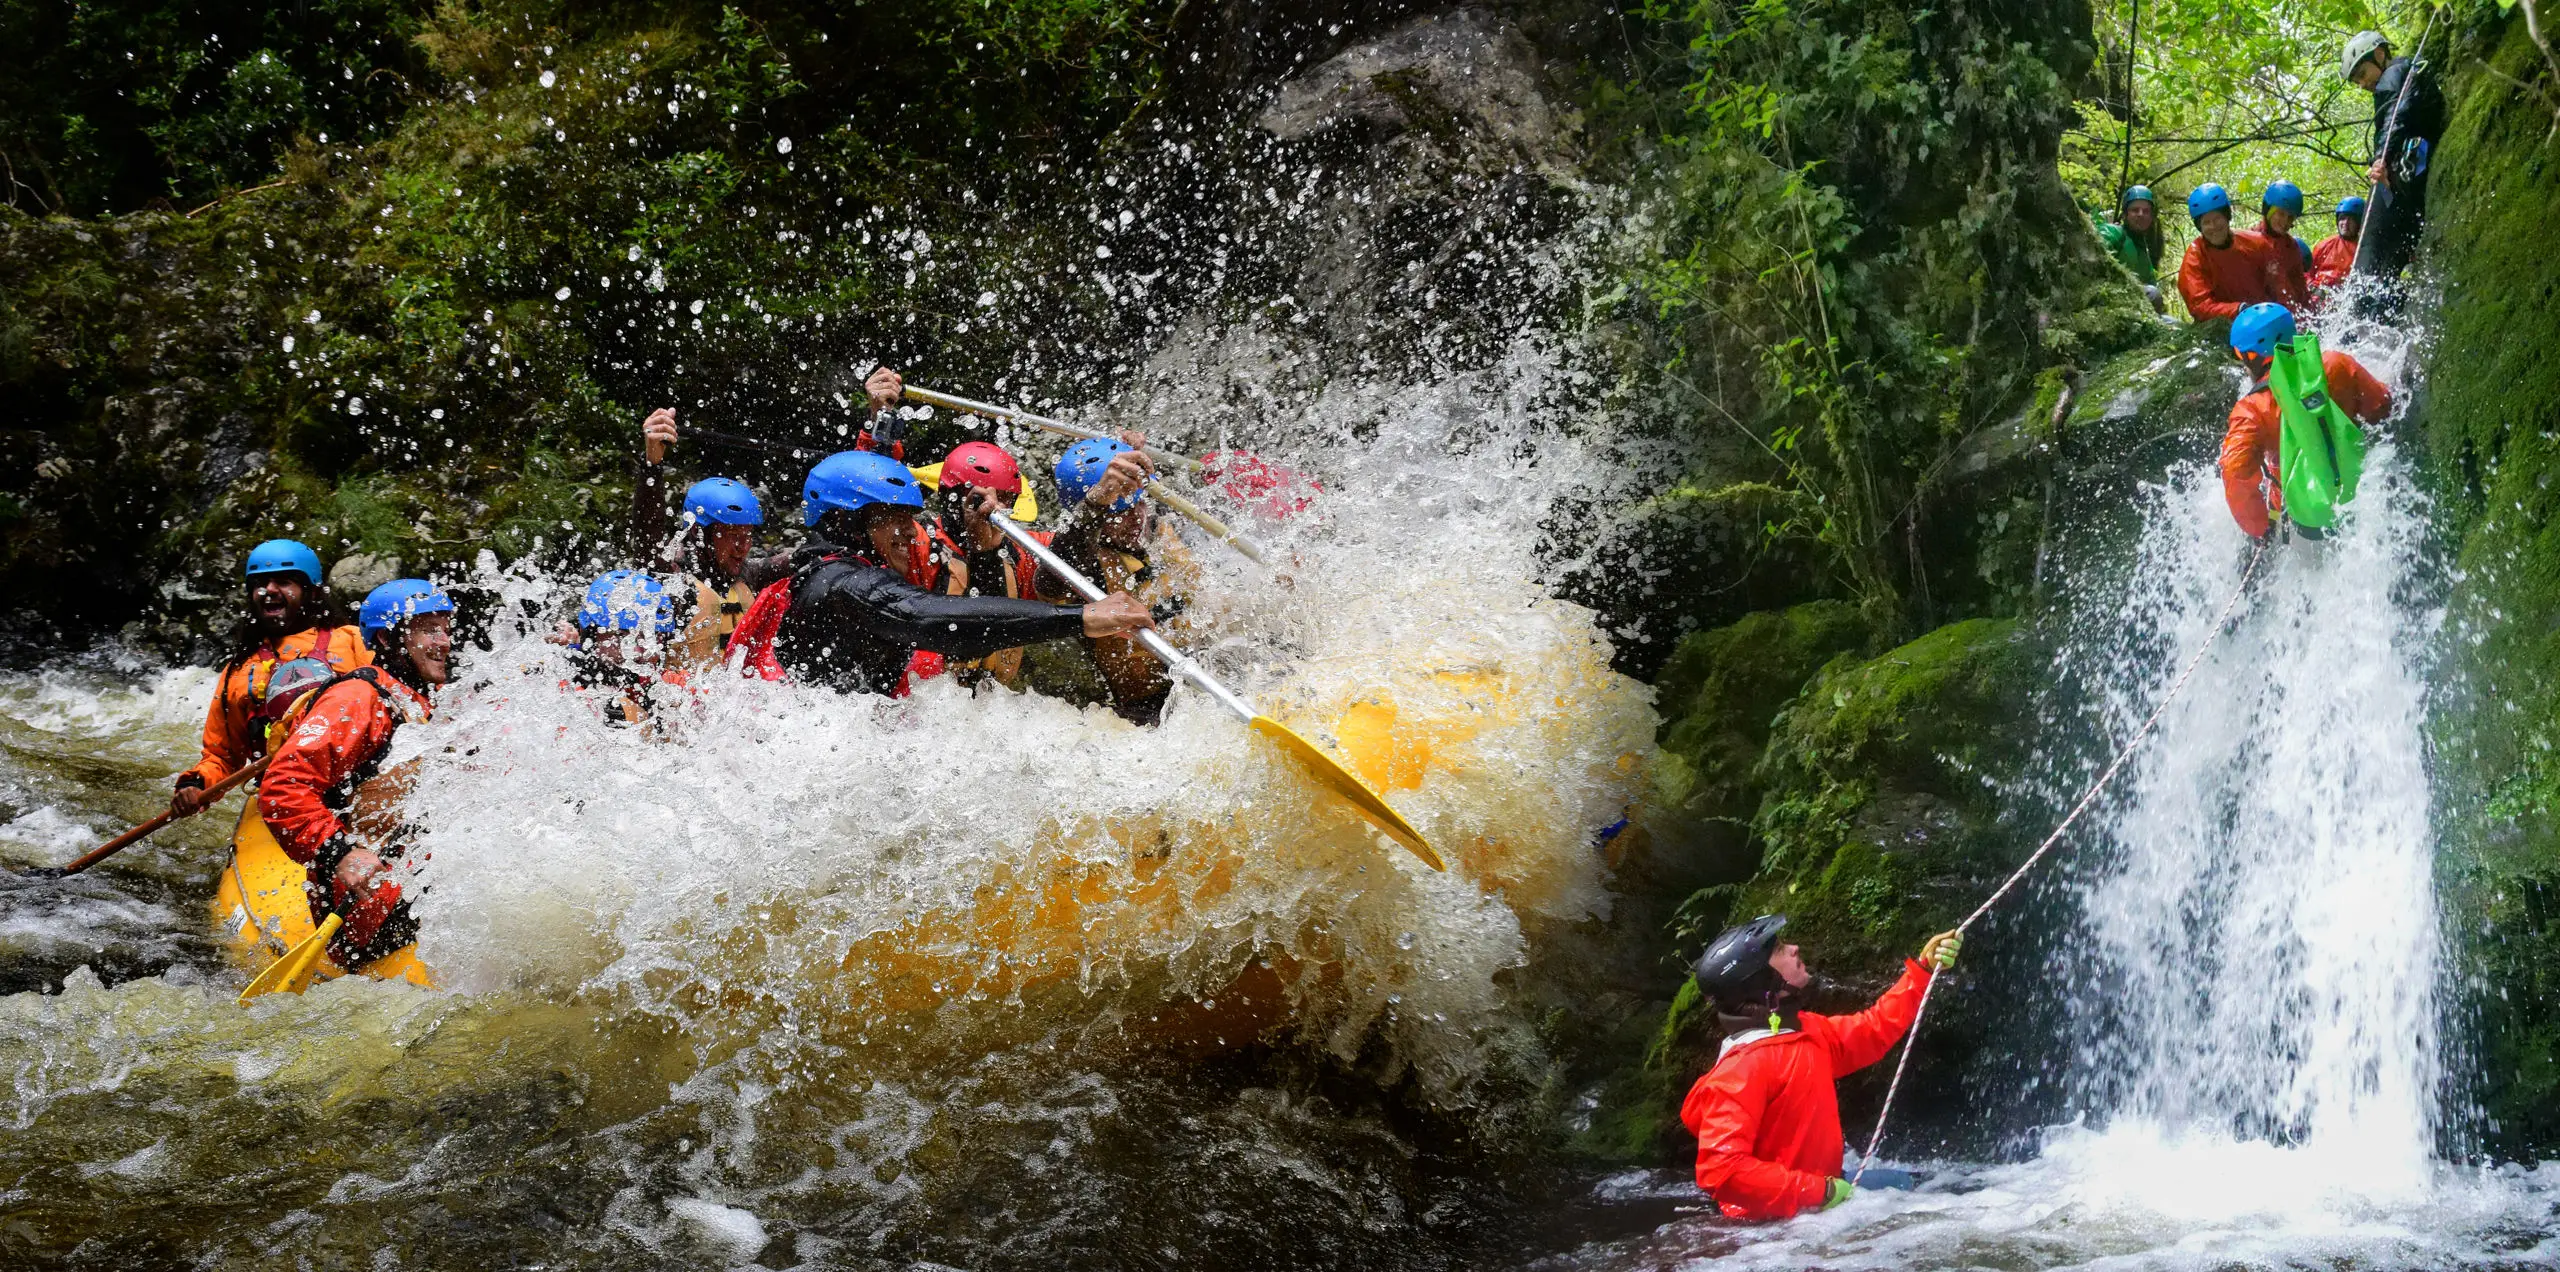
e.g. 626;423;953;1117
1032;436;1200;726
632;410;789;667
257;580;454;971
567;570;691;727
728;449;1154;693
2219;304;2394;541
2175;184;2294;323
1680;915;1963;1221
169;540;372;820
926;440;1050;689
2310;196;2365;289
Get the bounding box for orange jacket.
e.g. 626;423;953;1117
182;626;372;790
2309;234;2357;288
258;670;433;866
2219;348;2393;539
2177;233;2292;323
1680;960;1934;1222
2241;228;2312;309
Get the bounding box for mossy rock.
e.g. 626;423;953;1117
1648;602;1873;844
2409;7;2560;1158
1737;616;2037;975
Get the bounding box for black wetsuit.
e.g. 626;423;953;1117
2355;55;2446;282
772;536;1087;695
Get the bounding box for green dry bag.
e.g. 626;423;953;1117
2268;333;2366;532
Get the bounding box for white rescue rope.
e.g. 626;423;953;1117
1851;534;2270;1184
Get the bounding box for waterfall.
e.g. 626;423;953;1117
2057;424;2443;1207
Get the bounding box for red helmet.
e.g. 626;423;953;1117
1200;450;1320;519
939;441;1023;495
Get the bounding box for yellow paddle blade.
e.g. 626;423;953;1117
910;462;945;490
1011;483;1040;523
1249;715;1445;871
239;913;341;1004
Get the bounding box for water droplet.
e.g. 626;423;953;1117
1395;931;1416;950
539;69;555;88
776;137;793;154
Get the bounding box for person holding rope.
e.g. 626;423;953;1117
1679;915;1963;1221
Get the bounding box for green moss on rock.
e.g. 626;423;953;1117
1738;616;2036;973
2410;8;2560;1157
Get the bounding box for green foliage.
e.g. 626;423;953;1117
0;0;431;215
2064;0;2431;315
0;0;1181;643
1620;0;2152;633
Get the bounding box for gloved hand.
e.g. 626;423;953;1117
329;849;408;961
1918;929;1962;971
1823;1176;1856;1210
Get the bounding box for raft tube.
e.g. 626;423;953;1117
211;797;434;990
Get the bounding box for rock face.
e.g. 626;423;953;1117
2409;9;2560;1157
1256;10;1568;169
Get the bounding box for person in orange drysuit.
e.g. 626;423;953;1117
259;579;454;969
1679;914;1963;1221
2240;180;2315;308
168;539;371;819
2309;196;2364;289
2218;303;2394;540
2176;184;2298;323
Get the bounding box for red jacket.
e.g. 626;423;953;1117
260;671;434;865
1680;960;1934;1222
2177;233;2292;322
2309;234;2357;288
2219;348;2393;539
2241;228;2312;309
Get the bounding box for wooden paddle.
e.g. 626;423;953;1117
53;755;274;877
903;385;1276;566
991;517;1440;870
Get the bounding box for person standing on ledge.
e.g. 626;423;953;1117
1679;914;1962;1221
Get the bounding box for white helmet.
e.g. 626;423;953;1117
2341;30;2390;81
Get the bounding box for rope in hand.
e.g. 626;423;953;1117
1850;533;2271;1185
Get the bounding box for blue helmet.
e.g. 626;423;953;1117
358;579;455;646
2121;185;2155;209
576;569;677;635
2186;184;2232;221
2230;303;2298;359
2337;195;2368;218
245;539;324;588
682;477;763;527
2262;180;2305;216
1054;438;1146;514
801;449;923;527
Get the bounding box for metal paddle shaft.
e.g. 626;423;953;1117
58;754;274;876
904;385;1276;567
904;386;1199;473
989;518;1441;870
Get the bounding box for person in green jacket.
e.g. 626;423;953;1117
2093;185;2166;311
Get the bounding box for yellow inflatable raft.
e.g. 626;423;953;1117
212;797;434;990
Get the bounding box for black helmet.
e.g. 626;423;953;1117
1693;914;1788;1007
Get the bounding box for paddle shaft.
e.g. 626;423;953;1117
907;385;1276;566
60;754;273;876
903;386;1200;473
990;519;1257;725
